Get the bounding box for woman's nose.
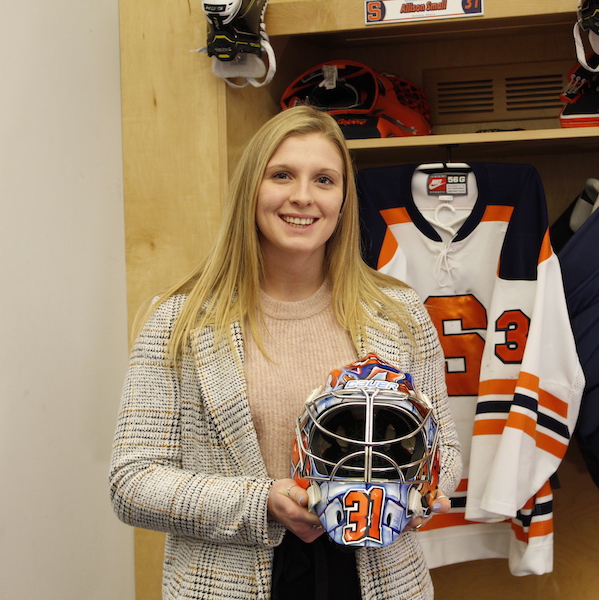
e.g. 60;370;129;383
289;179;313;206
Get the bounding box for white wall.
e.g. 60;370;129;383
0;1;134;599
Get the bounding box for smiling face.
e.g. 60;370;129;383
256;133;345;273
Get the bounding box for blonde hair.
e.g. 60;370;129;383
140;106;418;361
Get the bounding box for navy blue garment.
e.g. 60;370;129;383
557;208;599;488
549;195;577;254
271;531;361;600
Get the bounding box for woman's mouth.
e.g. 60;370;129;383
281;215;317;228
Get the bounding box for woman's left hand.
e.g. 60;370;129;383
404;490;451;532
268;478;325;543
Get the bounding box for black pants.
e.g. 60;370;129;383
271;531;361;600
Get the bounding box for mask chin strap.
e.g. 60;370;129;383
574;21;599;72
307;483;322;513
408;487;426;517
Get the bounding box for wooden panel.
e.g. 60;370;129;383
119;1;228;598
134;530;165;600
120;0;227;335
224;81;280;174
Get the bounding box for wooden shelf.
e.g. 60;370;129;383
347;127;599;166
266;0;576;37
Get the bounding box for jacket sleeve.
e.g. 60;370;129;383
108;295;285;547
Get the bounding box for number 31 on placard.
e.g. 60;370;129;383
462;0;481;13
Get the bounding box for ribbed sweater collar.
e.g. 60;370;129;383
259;279;331;320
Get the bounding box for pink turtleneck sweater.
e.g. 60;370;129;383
244;281;358;479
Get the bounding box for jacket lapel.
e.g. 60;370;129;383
191;321;268;477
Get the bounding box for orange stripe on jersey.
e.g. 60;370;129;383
537;479;553;498
539;388;568;420
512;517;553;542
481;205;514;223
505;411;537;437
517;372;568;418
455;479;469;493
516;371;539;394
472;418;506;436
420;511;484;531
479;378;517;397
519;494;536;512
530;518;554;536
380;206;411;226
377;229;398;270
535;431;567;458
511;522;526;541
538;230;553;264
504;413;566;457
420;479;471;530
377;208;409;269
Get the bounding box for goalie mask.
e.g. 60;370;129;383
291;353;440;547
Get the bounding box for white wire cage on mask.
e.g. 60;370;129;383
291;353;441;547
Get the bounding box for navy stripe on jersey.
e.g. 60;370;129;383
516;498;553;527
449;496;466;509
475;395;570;440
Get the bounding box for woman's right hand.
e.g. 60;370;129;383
268;478;325;543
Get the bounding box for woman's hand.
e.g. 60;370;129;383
404;489;451;532
268;478;325;543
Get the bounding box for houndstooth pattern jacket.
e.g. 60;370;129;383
109;286;462;600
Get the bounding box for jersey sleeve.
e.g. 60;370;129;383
466;236;585;522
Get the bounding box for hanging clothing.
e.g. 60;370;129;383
554;206;599;488
550;177;599;253
357;161;584;576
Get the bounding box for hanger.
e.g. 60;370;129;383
413;144;476;212
417;144;472;174
433;202;467;232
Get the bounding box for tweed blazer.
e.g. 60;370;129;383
109;285;461;600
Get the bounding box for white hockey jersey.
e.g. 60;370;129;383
357;162;584;576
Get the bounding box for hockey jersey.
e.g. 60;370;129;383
357;162;584;576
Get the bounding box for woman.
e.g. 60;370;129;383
109;105;462;599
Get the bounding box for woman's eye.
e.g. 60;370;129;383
317;176;334;185
273;172;289;180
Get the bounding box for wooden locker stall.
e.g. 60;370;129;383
119;1;599;598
